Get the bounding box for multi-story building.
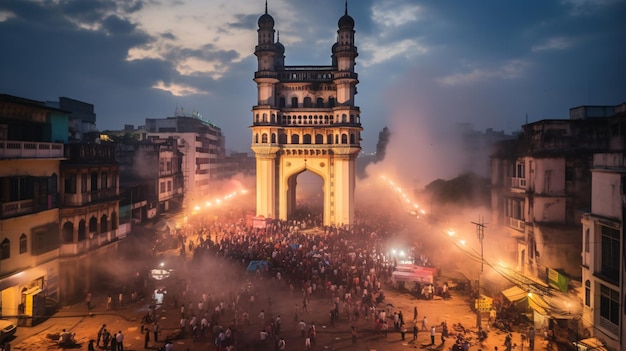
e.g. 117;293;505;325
58;142;122;304
143;110;226;208
580;104;626;351
250;3;362;225
490;106;613;282
116;137;184;221
46;97;98;142
0;94;65;320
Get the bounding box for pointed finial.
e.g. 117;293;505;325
277;30;280;42
265;0;268;14
345;0;348;15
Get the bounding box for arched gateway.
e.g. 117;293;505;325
251;2;361;226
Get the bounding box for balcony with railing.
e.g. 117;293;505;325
1;199;34;218
507;217;526;232
62;189;118;206
59;229;120;256
0;141;64;158
509;177;527;189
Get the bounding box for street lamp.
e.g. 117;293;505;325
472;217;486;328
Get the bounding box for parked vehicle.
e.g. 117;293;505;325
0;319;17;342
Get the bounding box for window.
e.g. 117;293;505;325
19;233;27;254
101;214;108;233
0;238;9;260
303;134;312;144
279;97;286;108
101;173;108;189
601;225;620;283
303;97;312;107
516;162;525;178
167;181;172;192
262;133;268;143
506;198;524;220
89;216;98;233
584;228;590;253
600;284;619;327
291;97;298;107
81;174;87;193
64;174;77;194
160;182;166;193
316;97;324;107
341;134;348;144
91;172;98;191
584;280;590;306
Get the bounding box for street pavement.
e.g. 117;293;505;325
8;276;543;351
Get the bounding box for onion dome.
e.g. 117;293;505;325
338;14;354;30
258;1;274;29
338;1;354;30
258;13;274;29
275;31;285;55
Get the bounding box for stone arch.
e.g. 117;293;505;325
315;134;324;144
255;133;259;143
111;212;118;230
303;97;312;107
100;214;108;233
291;134;300;144
0;238;9;260
271;133;277;143
316;97;324;107
89;216;97;234
78;220;86;241
303;134;312;144
327;134;333;144
62;221;74;243
341;134;348;144
262;133;268;143
350;133;356;144
19;233;27;254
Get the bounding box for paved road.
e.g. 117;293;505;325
8;277;539;351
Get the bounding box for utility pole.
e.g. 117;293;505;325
472;216;486;328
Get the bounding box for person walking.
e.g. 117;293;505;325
96;324;106;347
86;292;92;310
413;322;418;341
278;337;286;351
144;329;150;349
430;325;436;345
153;322;160;342
422;316;428;331
110;333;117;351
102;329;111;350
116;331;124;351
401;323;407;340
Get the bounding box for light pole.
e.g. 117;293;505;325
472;217;486;328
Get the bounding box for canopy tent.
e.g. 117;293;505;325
575;337;609;351
501;286;528;303
246;260;268;273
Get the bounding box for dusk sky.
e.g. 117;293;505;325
1;0;625;154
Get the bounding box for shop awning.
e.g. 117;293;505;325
501;286;527;303
575;337;609;351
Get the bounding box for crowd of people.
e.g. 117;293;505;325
137;206;444;350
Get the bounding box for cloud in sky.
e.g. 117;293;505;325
1;0;625;183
